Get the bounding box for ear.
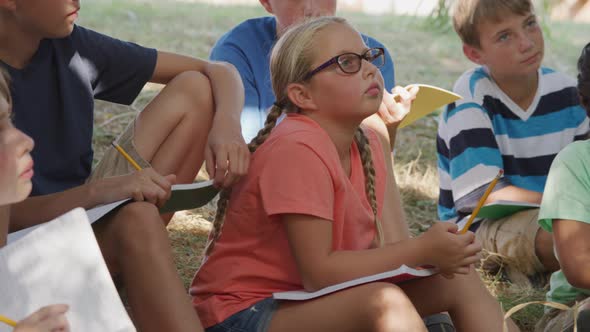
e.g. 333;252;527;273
463;44;484;65
259;0;273;14
286;83;318;111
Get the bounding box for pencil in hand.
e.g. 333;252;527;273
111;142;142;171
459;169;504;234
0;314;16;327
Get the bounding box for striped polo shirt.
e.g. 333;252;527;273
437;66;589;222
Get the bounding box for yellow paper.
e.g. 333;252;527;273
398;84;462;128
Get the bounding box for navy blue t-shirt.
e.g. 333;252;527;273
0;26;157;196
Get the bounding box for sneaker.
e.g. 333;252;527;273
424;313;455;332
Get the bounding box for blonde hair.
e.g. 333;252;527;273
452;0;533;48
205;16;384;255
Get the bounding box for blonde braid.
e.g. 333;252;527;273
204;17;350;255
204;105;284;255
355;128;384;247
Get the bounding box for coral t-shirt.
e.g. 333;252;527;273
190;114;387;327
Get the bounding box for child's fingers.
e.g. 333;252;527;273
407;85;420;99
464;241;482;255
459;254;480;267
240;146;250;175
149;170;173;194
204;146;215;182
453;266;471;275
24;304;69;324
222;148;240;188
434;221;458;233
131;187;144;202
39;313;70;331
377;100;395;123
457;230;476;244
213;148;229;187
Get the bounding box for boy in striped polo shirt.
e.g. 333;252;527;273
437;0;589;286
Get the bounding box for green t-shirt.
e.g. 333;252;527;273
539;140;590;304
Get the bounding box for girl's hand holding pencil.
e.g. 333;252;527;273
417;222;481;278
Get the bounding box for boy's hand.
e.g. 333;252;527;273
205;122;250;188
377;85;419;129
96;168;175;208
418;222;481;277
14;304;70;332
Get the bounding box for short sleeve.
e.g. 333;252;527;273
210;40;264;142
211;40;260;111
71;26;157;105
442;99;504;207
539;142;590;232
258;140;335;221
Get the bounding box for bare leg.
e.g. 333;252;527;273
93;72;215;331
399;269;520;332
94;202;203;332
133;71;215;224
268;282;426;332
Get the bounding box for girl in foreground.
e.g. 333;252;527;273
191;17;518;332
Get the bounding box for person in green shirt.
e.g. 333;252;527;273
537;41;590;332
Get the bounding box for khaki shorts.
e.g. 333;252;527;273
87;119;151;183
475;208;546;286
536;296;590;332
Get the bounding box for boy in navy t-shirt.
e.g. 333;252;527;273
0;1;249;331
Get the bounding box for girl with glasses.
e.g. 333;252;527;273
191;17;519;332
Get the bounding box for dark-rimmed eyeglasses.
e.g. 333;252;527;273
304;47;385;81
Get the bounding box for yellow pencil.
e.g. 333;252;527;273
111;142;142;171
0;314;17;327
459;169;504;234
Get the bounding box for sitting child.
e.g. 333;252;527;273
437;0;589;286
190;17;519;332
0;69;69;332
0;1;249;330
536;42;590;332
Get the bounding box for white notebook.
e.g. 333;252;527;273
273;265;436;301
0;208;135;332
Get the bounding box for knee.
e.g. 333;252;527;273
169;71;214;116
112;202;170;255
364;283;421;331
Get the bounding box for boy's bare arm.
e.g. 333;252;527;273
553;219;590;289
9;169;174;231
151;51;248;187
485;184;543;205
10;183;96;231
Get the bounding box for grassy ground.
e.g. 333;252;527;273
80;1;589;329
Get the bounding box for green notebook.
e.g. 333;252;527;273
476;200;540;219
159;179;219;214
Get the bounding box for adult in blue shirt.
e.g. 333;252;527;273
210;0;395;143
